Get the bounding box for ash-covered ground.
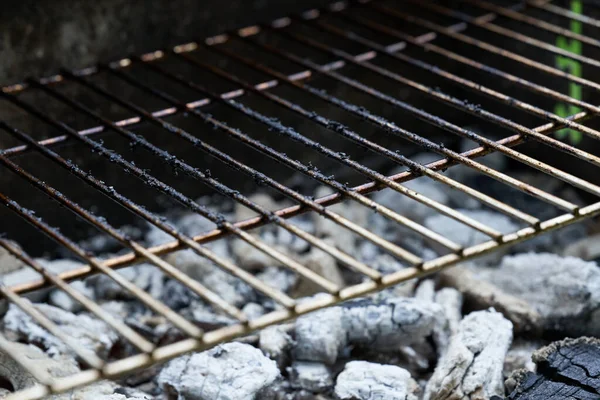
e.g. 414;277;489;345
1;144;600;400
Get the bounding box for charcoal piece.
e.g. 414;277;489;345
424;310;513;400
3;302;119;360
0;342;78;391
294;298;441;364
506;337;600;400
440;266;542;334
242;302;265;320
433;287;463;356
260;325;293;369
292;248;345;298
372;177;449;223
288;361;333;393
334;361;419;400
91;264;165;301
156;342;280;400
294;306;345;365
444;253;600;336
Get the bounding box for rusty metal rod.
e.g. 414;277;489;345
124;55;463;255
106;60;503;242
334;7;600;118
408;0;600;69
237;29;582;209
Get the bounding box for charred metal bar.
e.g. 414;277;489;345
102;60;504;243
525;0;600;29
407;0;600;69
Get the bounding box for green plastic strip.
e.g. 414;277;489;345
554;0;583;145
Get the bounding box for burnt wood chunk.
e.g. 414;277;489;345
506;338;600;399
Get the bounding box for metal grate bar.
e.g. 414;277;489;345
374;1;600;92
407;0;600;69
224;29;576;215
0;111;298;310
0;146;247;324
236;26;585;209
0;239;156;352
464;0;600;48
326;9;600;142
101;58;505;242
33;74;390;278
0;189;203;338
525;0;600;28
337;7;600;120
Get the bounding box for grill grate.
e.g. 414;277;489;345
1;0;600;398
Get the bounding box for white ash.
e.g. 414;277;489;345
312;186;366;256
90;264;165;301
294;298;442;364
49;280;95;313
433;287;463;356
287;361;333;393
0;242;26;275
157;342;280;400
334;361;419;400
413;280;463;356
373;178;449;223
260;324;294;369
181;300;236;330
0;259;85;306
563;232;600;260
50;381;154;400
465;253;600;336
4;302;119;360
424;209;519;263
241;302;266;320
292;248;345;298
440;266;541;334
424;309;513;400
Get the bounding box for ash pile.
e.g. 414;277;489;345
2;148;600;400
